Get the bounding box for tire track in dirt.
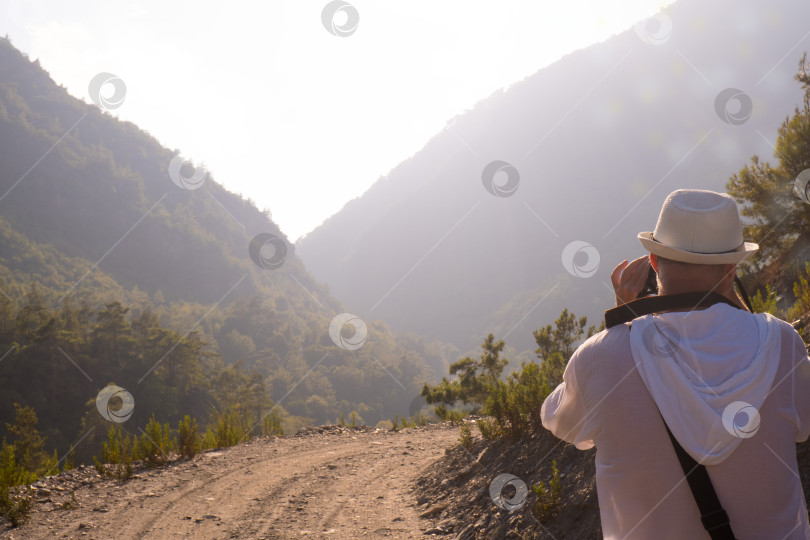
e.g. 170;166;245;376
141;438;379;538
235;427;458;539
249;443;400;538
132;442;358;537
4;424;460;539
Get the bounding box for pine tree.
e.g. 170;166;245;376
533;308;588;362
727;54;810;267
92;301;135;369
5;404;47;473
421;333;508;413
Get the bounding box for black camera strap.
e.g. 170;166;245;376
604;291;740;329
604;291;743;539
662;420;737;539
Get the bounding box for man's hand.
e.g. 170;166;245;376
611;256;652;306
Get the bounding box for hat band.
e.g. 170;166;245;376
651;235;745;255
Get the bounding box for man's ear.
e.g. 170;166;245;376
649;253;659;273
723;264;737;288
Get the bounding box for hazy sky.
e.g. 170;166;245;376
0;0;673;241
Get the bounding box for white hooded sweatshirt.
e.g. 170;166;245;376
629;304;780;465
542;304;810;539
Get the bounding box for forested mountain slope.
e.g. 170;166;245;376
297;0;810;353
0;37;454;461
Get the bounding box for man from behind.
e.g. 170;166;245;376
541;189;810;539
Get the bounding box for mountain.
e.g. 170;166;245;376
0;37;455;458
296;0;810;353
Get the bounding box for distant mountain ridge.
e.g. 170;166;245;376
297;0;810;353
0;37;303;307
0;37;455;445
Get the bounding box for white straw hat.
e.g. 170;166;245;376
638;189;758;264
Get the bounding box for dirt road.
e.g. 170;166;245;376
3;424;460;539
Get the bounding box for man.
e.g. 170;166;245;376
541;189;810;539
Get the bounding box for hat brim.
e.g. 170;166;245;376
638;232;758;264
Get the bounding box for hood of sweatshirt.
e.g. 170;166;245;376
629;303;781;465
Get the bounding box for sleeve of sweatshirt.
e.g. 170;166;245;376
789;325;810;442
541;347;596;450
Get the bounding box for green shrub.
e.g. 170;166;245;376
214;407;250;447
485;362;551;439
62;448;75;472
414;412;429;427
262;412;283;437
38;449;59;478
751;283;780;315
200;427;217;450
432;404;448;420
0;486;32;527
333;411;361;428
0;440;35;526
533;460;562;523
137;415;174;467
177;415;200;459
476;417;499;441
789;262;810;321
390;414;416;431
436;408;466;425
95;425;134;480
458;423;474;451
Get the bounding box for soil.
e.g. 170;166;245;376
414;423;601;539
1;423;461;539
13;417;808;540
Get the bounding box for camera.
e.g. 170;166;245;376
637;266;658;299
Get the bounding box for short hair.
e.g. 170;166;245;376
655;256;734;279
